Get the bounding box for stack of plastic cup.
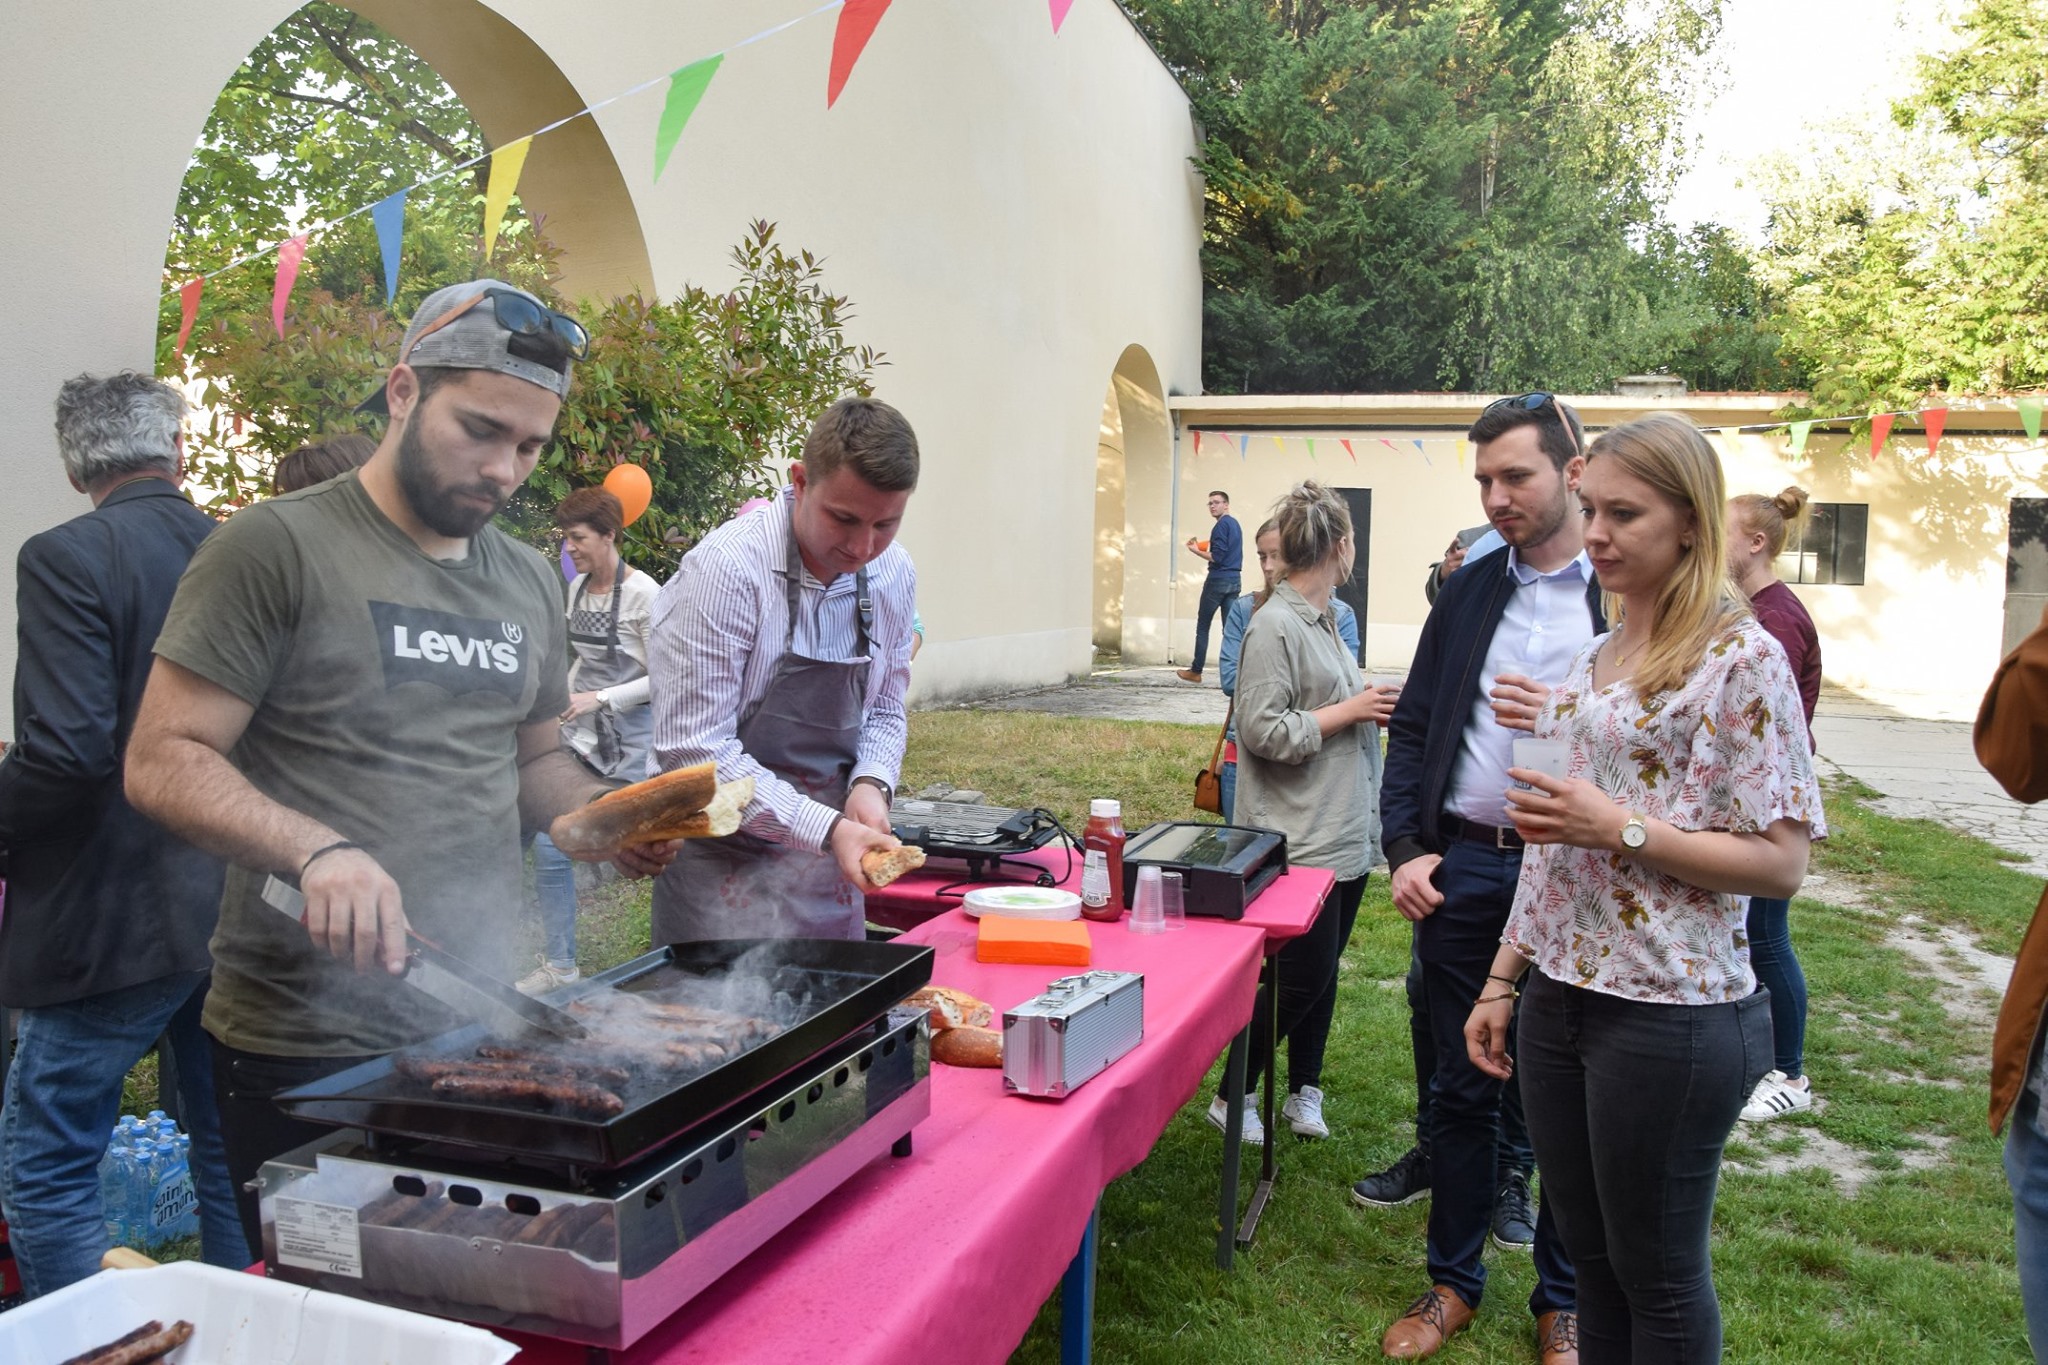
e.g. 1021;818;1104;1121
1128;865;1166;934
1161;870;1186;931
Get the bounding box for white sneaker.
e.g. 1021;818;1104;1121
1740;1070;1813;1122
1282;1085;1330;1139
1206;1095;1265;1145
516;957;580;995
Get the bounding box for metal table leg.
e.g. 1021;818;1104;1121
1214;1021;1250;1270
1060;1198;1102;1364
1236;957;1280;1249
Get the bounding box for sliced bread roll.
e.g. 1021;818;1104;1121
930;1025;1003;1068
861;844;927;888
548;764;749;856
905;984;995;1031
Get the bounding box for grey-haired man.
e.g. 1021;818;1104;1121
126;280;678;1252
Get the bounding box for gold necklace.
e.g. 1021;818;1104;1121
1610;632;1640;668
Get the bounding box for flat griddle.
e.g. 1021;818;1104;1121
273;938;933;1170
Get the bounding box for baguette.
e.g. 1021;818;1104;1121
906;985;994;1031
861;844;926;888
547;764;748;856
931;1025;1003;1068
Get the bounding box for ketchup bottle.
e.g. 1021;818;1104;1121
1080;798;1127;922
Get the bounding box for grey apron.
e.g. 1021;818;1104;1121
564;565;652;779
650;511;873;944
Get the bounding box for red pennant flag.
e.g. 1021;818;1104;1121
175;279;203;357
272;234;308;337
1192;429;1202;457
828;0;894;107
1341;439;1356;462
1922;407;1948;458
1868;412;1894;460
1049;0;1075;31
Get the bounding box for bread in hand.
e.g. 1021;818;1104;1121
860;844;927;888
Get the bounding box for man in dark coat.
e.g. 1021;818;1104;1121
0;372;247;1294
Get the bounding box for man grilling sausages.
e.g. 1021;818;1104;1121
647;398;919;942
124;280;677;1251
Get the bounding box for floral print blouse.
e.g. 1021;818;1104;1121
1504;615;1828;1005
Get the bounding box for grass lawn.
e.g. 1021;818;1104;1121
133;708;2037;1358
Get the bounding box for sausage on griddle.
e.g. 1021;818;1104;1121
428;1072;626;1117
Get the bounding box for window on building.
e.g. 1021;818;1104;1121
1775;502;1867;586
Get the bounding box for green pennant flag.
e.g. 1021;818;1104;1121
1306;437;1317;461
1788;420;1812;458
2021;396;2044;441
654;55;724;183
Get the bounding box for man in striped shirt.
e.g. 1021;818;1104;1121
647;398;920;942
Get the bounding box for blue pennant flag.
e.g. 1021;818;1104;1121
372;189;408;304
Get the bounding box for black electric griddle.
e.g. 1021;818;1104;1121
272;938;933;1170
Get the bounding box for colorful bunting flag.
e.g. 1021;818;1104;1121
1868;412;1894;460
2022;396;2044;441
482;137;532;259
1271;434;1285;456
1413;438;1430;467
1049;0;1075;32
1238;433;1248;460
654;55;724;182
271;234;307;337
1922;407;1948;458
1720;427;1742;453
371;189;407;304
828;0;894;108
1306;437;1317;461
1192;429;1203;458
175;279;203;358
1341;439;1356;463
1788;421;1812;457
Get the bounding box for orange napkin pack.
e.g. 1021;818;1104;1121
975;914;1092;966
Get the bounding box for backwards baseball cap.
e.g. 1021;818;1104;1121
358;279;587;414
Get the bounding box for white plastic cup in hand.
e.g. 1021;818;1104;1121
1161;871;1186;931
1511;738;1570;790
1129;865;1166;934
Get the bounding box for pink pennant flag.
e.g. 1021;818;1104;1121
175;279;203;357
1869;412;1895;460
1922;407;1948;458
271;234;308;337
1049;0;1075;32
1341;439;1357;462
1192;429;1203;457
828;0;894;107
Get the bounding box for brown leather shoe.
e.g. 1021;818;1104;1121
1175;668;1203;682
1535;1309;1579;1365
1381;1285;1475;1359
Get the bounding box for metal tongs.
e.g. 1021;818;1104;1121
260;874;588;1041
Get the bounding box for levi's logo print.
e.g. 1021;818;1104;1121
369;601;529;699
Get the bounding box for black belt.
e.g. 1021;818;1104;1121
1439;812;1525;852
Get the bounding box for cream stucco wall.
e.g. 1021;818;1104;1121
0;0;1201;725
1166;395;2047;721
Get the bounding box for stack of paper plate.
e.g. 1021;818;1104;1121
961;886;1083;921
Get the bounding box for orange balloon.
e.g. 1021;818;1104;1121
602;464;653;527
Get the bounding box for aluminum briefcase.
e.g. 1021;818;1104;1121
1001;970;1145;1099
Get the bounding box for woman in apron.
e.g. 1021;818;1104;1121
518;487;658;993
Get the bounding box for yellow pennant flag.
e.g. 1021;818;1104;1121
1721;427;1742;456
483;137;533;259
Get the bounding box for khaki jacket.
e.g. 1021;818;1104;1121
1975;609;2048;1133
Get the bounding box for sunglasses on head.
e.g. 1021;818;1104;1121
1483;392;1581;460
403;288;591;364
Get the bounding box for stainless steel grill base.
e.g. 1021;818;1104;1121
259;1008;929;1349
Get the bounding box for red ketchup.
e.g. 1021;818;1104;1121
1080;798;1127;922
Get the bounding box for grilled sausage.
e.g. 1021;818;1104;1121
427;1073;626;1117
472;1046;631;1089
61;1320;194;1365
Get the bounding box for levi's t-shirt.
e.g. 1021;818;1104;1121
153;471;568;1056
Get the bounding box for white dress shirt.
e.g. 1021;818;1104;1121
1446;547;1595;825
649;488;916;851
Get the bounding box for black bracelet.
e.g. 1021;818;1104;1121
1486;972;1523;987
300;840;363;877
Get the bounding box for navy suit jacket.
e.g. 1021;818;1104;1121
0;477;224;1006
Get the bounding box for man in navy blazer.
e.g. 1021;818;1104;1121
0;372;247;1294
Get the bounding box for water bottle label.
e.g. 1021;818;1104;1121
274;1197;364;1278
151;1174;197;1237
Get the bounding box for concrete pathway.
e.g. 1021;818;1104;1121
953;667;2048;879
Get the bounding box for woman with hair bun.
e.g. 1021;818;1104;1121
1213;481;1395;1143
1726;485;1823;1123
1467;414;1824;1362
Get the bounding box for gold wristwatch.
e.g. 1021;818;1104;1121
1619;812;1649;851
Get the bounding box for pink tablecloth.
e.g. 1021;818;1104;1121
510;913;1265;1364
867;844;1336;951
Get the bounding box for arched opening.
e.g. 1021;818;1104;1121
1092;344;1171;664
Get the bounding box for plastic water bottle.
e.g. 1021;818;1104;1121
98;1139;130;1246
123;1142;159;1249
170;1134;200;1239
156;1138;199;1243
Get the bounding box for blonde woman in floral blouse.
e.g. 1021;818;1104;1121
1464;413;1825;1363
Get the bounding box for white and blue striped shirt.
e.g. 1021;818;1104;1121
648;488;917;852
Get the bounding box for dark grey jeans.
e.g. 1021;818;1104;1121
1517;969;1773;1363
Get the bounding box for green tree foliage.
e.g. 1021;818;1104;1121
1758;0;2048;414
161;4;879;576
1123;0;1744;394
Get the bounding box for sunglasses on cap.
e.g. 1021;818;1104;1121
403;288;591;364
1482;391;1581;460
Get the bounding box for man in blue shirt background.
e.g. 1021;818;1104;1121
1177;489;1242;683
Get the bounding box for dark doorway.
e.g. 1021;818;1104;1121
2006;498;2048;657
1334;487;1371;663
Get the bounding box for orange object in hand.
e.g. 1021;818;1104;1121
1196;540;1210;552
976;914;1091;966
